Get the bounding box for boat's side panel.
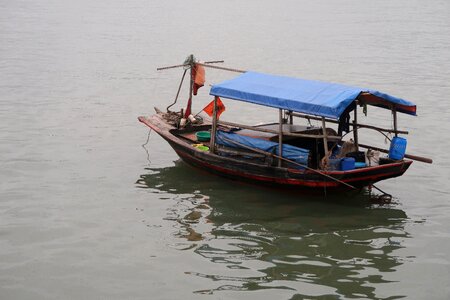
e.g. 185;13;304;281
168;139;411;190
139;115;412;190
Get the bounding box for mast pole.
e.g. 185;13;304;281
186;55;194;118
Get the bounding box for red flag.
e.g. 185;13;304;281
203;97;225;119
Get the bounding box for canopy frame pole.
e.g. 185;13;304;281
286;111;409;135
278;109;283;167
209;96;218;153
393;108;398;137
322;117;329;157
353;104;359;148
216;120;341;141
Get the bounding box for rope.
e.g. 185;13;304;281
371;184;392;204
142;129;152;165
142;129;152;146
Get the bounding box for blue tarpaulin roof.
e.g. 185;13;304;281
210;72;416;119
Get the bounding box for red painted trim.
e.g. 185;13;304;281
176;150;336;187
358;94;416;115
175;150;408;189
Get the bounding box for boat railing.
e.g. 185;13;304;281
217;120;341;141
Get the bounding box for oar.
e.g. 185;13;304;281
358;143;433;164
220;136;357;190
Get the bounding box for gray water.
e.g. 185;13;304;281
1;0;450;299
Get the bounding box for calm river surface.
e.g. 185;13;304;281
1;0;450;299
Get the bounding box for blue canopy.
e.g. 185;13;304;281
210;72;416;119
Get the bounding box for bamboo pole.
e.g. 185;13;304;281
166;69;187;112
393;108;398;137
157;60;225;71
209;96;218;153
196;63;246;73
157;63;190;71
188;63;193;105
322;117;329;156
217;120;341;141
358;143;433;164
353;106;359;148
278;109;283;167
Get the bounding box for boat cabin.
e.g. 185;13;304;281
205;71;418;170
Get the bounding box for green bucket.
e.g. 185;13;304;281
195;131;211;142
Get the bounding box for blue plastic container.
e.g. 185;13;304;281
389;137;407;160
328;158;341;171
340;157;355;171
355;162;367;169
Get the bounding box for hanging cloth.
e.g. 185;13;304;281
338;102;356;135
192;63;205;95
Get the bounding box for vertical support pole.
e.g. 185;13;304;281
353;105;359;149
392;108;398;137
209;96;218;153
322;117;329;157
278;109;283;167
189;66;193;99
289;110;293;125
185;56;194;118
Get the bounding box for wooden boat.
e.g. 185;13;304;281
139;56;432;191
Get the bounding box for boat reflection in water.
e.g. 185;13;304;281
136;161;411;299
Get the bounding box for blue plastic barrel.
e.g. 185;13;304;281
340;157;355;171
389;137;407;160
